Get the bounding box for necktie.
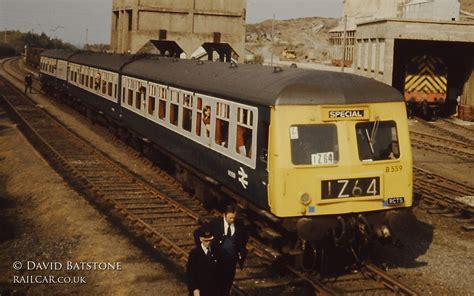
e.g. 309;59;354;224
226;225;232;237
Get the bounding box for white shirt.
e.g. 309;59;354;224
201;243;211;255
223;217;235;236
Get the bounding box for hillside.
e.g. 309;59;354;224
246;1;473;64
245;17;338;63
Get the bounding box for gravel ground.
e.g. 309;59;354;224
1;62;473;295
0;107;187;295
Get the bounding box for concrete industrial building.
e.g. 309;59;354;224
110;0;246;61
330;0;474;120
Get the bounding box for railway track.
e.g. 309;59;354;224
413;116;474;145
413;166;474;231
410;130;474;161
0;56;420;295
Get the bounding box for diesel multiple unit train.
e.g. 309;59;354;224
39;49;413;268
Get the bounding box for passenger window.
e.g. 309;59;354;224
170;103;178;126
159;99;166;120
236;126;252;158
102;81;107;94
94;73;101;90
135;86;146;110
108;82;113;96
235;108;254;158
182;94;193;132
215;119;229;147
202;105;211;137
135;91;141;109
195;98;203;136
128;89;133;106
148;96;156;115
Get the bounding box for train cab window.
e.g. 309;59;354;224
356;120;400;161
182;94;193;132
290;124;339;165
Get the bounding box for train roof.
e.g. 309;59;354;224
41;50;403;106
68;51;134;72
41;49;76;60
122;57;403;106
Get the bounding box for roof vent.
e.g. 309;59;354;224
273;66;283;73
290;63;297;68
230;61;238;68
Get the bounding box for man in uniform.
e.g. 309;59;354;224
186;226;218;296
24;74;33;94
210;203;249;296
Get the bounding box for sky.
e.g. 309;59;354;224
0;0;343;46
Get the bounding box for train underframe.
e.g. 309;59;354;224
41;80;413;274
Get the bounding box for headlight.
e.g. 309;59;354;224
300;193;311;205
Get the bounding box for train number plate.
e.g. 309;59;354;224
321;177;380;199
387;197;405;206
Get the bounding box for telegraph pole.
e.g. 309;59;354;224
270;14;275;66
85;28;89;49
341;14;347;72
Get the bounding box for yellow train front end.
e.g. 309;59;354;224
268;102;413;244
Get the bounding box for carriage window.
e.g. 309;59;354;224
159;99;166;120
135;91;141;109
128;89;133;106
170;103;178;126
148;96;156;115
215;102;230;147
235;108;254;158
182;94;193;132
290;124;339;165
195;98;203;136
94;73;101;90
108;82;113;96
215;119;229;147
102;80;107;94
169;90;179;126
135;86;146;110
356;120;400;161
90;76;94;89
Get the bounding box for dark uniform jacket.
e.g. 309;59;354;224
186;246;218;296
209;217;249;267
